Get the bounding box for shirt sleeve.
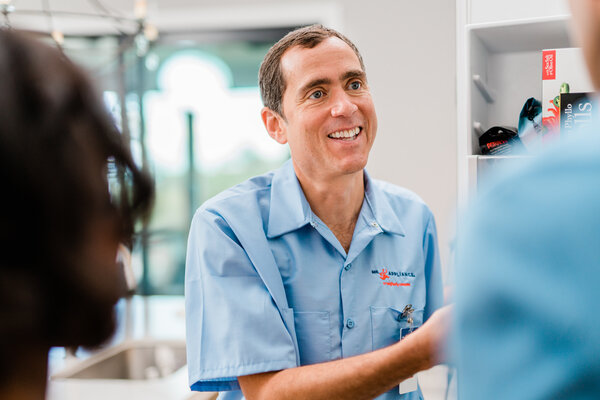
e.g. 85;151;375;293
185;208;298;392
423;212;444;321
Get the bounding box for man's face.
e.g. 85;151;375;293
273;37;377;182
569;0;600;89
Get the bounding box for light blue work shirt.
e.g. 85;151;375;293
454;132;600;399
185;160;443;400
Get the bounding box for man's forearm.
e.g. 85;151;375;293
239;327;434;400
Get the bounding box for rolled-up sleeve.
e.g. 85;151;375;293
185;209;298;392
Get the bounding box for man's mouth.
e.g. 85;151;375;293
327;126;362;140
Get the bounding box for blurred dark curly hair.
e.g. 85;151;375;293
0;29;153;379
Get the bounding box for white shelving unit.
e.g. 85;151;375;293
457;0;573;204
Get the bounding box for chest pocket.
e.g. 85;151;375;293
370;306;424;351
294;311;332;365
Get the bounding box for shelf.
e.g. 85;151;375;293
466;17;574;154
467;155;534;196
471;154;532;161
468;15;572;53
457;0;574;206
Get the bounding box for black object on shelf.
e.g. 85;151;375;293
479;126;526;155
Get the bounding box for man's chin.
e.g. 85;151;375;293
337;157;369;175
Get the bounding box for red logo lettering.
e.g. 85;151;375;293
486;140;507;150
542;50;556;80
379;268;390;280
383;282;411;287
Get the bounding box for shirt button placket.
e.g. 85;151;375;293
340;259;355;357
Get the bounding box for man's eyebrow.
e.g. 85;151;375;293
299;78;332;95
341;70;366;81
298;70;366;96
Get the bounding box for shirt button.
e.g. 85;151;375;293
344;263;352;271
346;318;355;329
371;222;379;228
310;221;317;228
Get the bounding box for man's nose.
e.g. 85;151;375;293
330;91;358;117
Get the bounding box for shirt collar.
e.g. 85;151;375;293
363;170;406;237
267;160;312;238
267;160;406;238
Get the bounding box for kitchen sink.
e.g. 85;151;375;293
48;298;216;399
49;339;218;400
52;339;186;380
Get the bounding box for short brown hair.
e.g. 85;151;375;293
259;24;365;118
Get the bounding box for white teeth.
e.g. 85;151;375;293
328;127;360;139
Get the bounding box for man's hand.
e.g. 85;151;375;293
415;304;453;366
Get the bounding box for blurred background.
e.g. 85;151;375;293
4;0;457;297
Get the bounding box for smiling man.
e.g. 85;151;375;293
185;25;448;400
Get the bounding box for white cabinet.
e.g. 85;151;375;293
469;0;568;24
457;0;573;205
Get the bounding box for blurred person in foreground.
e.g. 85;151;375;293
0;30;153;400
185;24;450;400
454;0;600;398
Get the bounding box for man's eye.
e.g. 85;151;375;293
349;81;361;90
309;90;323;99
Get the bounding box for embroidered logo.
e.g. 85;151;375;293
372;268;414;287
379;269;390;280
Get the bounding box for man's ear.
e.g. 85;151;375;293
261;107;287;144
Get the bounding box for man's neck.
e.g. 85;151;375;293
294;165;365;253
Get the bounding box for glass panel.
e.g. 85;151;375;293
61;27;295;295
